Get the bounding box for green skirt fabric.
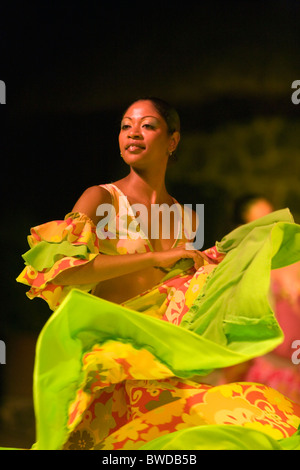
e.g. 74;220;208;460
4;209;300;451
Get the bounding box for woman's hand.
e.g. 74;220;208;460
152;245;210;271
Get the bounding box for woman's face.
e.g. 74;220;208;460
119;100;179;169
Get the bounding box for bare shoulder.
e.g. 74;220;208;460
72;185;112;225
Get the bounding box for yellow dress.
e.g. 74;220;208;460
15;185;300;450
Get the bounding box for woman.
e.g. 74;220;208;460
52;97;206;304
16;98;300;450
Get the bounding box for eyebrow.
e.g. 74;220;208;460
122;115;160;121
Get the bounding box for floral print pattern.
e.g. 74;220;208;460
16;193;300;450
63;340;300;450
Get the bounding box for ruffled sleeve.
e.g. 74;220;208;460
16;212;100;311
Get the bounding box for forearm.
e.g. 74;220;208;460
53;251;156;286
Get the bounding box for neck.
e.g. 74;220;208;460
121;167;169;204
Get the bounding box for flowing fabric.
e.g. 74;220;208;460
15;206;300;450
238;265;300;403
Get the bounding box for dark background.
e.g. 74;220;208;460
0;1;299;447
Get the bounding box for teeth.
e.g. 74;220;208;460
127;145;144;150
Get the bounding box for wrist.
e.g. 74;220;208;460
147;251;159;267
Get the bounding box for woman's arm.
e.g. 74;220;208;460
53;245;206;285
53;185;207;286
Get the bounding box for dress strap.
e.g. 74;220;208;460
98;183;116;206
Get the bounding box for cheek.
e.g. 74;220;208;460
149;133;170;150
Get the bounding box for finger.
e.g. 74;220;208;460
196;250;218;265
193;254;205;270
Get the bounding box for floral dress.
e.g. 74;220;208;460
16;186;300;450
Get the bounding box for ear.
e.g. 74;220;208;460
168;131;180;154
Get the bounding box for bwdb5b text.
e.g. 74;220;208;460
146;455;197;465
0;340;6;364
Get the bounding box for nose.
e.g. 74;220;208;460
128;125;142;139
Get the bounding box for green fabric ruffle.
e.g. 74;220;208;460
24;209;300;449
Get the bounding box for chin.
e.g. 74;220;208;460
123;154;148;167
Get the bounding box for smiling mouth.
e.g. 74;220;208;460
125;143;146;151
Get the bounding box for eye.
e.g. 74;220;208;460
143;123;155;130
121;124;131;130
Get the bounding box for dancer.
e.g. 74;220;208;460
16;98;300;450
